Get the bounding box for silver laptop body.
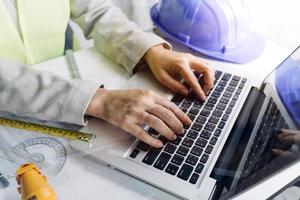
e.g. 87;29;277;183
72;48;300;200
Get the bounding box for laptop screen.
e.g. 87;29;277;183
211;47;300;199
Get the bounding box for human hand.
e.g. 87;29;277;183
144;45;215;101
86;88;191;148
275;129;300;149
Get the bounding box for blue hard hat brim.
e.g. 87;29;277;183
150;4;266;64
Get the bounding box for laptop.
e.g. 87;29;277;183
71;47;300;200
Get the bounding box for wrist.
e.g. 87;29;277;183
144;44;166;65
86;88;108;118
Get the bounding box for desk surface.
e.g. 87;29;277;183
0;40;296;200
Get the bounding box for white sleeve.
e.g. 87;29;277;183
70;0;171;74
0;59;100;125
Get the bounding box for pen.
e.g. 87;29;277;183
65;50;81;79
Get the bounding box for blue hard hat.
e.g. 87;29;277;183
150;0;266;63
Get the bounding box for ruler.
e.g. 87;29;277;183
0;117;96;144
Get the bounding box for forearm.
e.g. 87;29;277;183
70;0;170;74
0;59;100;125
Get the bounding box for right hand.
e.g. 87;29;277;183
86;88;191;148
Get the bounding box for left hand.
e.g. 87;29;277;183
144;45;215;101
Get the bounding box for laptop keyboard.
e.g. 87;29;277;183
129;70;248;184
240;97;288;179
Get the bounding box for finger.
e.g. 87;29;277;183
157;71;189;95
179;63;206;101
272;148;286;156
280;135;296;145
143;112;177;141
125;123;163;148
280;129;300;135
148;105;184;134
191;58;215;95
153;94;191;126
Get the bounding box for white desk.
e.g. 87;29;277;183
0;41;295;200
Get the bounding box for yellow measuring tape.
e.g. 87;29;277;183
0;117;96;143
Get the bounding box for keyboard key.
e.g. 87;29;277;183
142;148;162;165
215;85;225;92
212;109;223;117
187;130;199;139
222;114;229;121
229;80;239;87
218;121;226;129
195;163;205;173
187;114;196;121
196;116;207;124
177;145;189;156
216;103;226;110
200;154;209;163
204;103;215;110
182;138;194;148
171;94;184;106
229;101;236;107
189;173;200;184
236;89;242;95
164;143;177;154
242;78;247;83
204;123;216;132
226;85;236;92
200;130;212;140
137;142;150;151
194;101;203;109
189;107;200;115
191;146;203;157
222;73;232;81
186;92;196;102
215;70;223;80
177;164;194;181
219;80;227;86
212;91;221;98
170;137;182;145
181;101;192;109
210;137;218;145
154;152;172;170
209;116;220;124
239;83;245;89
214;129;222;137
223;91;233;98
200;109;211;117
196;138;208;148
232;94;239;101
186;154;199;166
180;106;188;113
220;97;230;104
165;163;180;175
208;97;218;104
225;107;233;114
191;123;203;132
205;145;214;154
233;75;241;81
130;149;140;158
171;154;185;165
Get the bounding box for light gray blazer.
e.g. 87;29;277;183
0;0;168;125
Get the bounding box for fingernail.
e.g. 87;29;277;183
156;141;163;148
172;135;177;140
201;95;207;101
181;89;188;95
